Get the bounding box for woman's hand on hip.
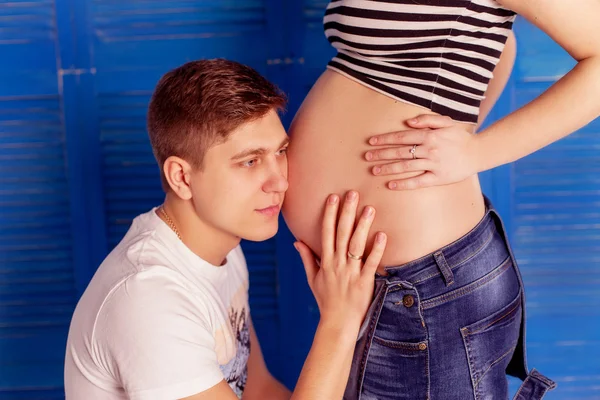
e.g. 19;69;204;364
294;191;387;330
365;114;482;190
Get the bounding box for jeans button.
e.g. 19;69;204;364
402;295;414;308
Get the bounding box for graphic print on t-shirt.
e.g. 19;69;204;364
221;306;250;397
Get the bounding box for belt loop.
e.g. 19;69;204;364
513;369;557;400
433;251;454;286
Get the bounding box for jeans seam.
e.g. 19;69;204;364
421;255;511;310
531;369;557;388
463;294;522;335
412;230;495;286
387;284;404;294
357;283;389;398
461;331;479;399
425;343;431;400
513;375;529;399
475;345;516;389
539;385;552;398
417;290;431;400
450;230;495;270
372;336;427;350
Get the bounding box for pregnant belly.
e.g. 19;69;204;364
281;70;486;272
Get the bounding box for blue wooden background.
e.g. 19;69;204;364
0;1;598;399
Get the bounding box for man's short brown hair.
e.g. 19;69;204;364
147;59;287;191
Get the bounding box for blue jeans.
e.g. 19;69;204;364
344;197;556;400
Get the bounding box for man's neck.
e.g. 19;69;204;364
159;195;240;266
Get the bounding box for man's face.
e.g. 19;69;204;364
189;110;289;242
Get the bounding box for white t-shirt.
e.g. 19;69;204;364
64;208;250;399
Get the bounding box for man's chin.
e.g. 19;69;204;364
241;222;279;242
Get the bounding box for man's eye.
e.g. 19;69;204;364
277;147;288;156
242;159;257;168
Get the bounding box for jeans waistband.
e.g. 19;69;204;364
380;196;503;284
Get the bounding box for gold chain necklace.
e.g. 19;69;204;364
159;205;182;241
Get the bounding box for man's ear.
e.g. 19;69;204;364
163;156;194;200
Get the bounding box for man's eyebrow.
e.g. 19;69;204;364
279;137;290;148
230;147;266;161
230;137;290;161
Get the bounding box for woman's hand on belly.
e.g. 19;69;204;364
282;69;487;267
294;191;387;328
365;114;481;190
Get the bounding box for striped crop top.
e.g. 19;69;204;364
324;0;517;124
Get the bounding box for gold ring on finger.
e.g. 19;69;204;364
347;251;363;261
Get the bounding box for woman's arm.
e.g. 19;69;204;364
474;0;600;171
242;320;292;400
291;192;386;400
290;318;359;400
365;0;600;190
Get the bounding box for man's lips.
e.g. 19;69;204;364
256;205;281;217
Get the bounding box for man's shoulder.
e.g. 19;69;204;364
89;266;215;347
71;219;206;338
83;225;165;299
94;209;186;284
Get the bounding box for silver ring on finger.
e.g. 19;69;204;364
347;251;363;261
410;144;418;160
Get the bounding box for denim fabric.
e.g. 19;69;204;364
344;197;556;400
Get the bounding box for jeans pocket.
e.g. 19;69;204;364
461;291;522;400
360;337;429;400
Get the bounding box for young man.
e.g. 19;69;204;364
64;59;387;399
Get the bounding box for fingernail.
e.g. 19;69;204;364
409;118;418;124
329;194;338;204
365;152;373;161
373;166;381;175
347;191;357;200
389;182;397;189
377;232;386;242
364;206;374;217
369;137;378;145
293;242;299;251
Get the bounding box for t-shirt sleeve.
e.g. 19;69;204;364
94;270;224;400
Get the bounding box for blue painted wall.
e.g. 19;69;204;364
0;1;598;398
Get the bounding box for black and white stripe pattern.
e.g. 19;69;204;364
324;0;517;123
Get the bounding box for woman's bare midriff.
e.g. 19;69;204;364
282;70;486;275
